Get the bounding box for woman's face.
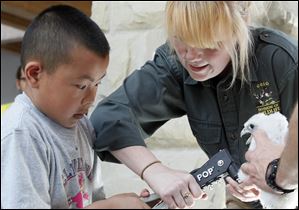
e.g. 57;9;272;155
172;37;231;81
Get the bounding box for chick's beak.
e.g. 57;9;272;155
241;127;252;145
240;127;250;138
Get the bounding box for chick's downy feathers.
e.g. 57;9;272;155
240;112;289;151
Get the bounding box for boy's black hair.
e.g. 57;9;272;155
21;5;110;73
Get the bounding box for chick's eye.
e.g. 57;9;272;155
249;124;255;129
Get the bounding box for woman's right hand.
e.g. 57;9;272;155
142;163;207;209
226;176;261;202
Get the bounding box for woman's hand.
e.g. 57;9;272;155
226;176;261;202
241;129;284;193
143;164;206;209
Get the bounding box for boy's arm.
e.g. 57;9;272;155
84;193;150;209
1;131;50;208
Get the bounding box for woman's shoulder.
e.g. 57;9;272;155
252;27;297;63
154;42;185;78
250;28;297;94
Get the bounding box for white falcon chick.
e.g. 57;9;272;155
238;112;298;209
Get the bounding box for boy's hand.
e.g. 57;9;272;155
86;193;150;209
226;176;261;202
108;193;150;209
139;188;151;198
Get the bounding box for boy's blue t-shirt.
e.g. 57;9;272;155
1;93;105;208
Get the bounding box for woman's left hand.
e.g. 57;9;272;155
226;176;261;202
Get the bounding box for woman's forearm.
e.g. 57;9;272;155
111;146;160;177
276;103;298;189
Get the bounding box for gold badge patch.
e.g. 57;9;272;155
253;81;280;115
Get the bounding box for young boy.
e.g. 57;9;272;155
1;5;149;209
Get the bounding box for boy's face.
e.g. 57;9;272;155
29;46;109;128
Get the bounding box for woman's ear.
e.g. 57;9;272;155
24;61;43;88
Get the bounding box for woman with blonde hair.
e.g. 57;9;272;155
90;1;298;209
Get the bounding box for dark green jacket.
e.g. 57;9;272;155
90;27;298;166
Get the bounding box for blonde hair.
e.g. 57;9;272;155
166;1;253;88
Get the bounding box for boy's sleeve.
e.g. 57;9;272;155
1;130;51;209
